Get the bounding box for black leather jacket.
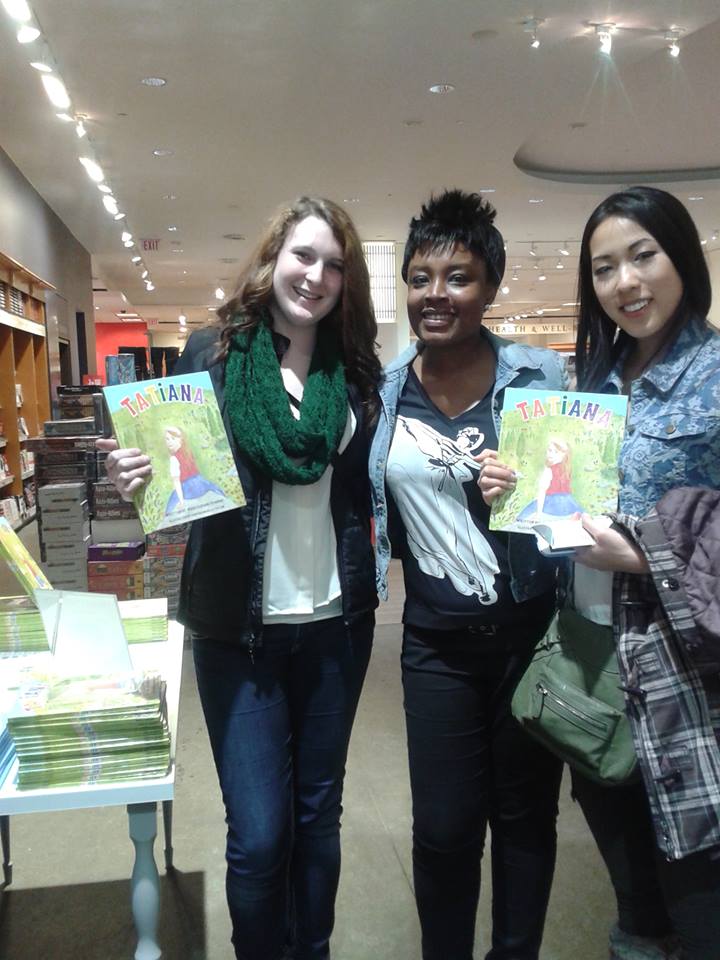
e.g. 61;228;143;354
174;327;377;653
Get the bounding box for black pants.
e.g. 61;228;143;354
572;771;720;960
402;620;563;960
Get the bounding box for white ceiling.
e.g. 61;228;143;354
2;0;719;329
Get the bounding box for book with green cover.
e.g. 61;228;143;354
0;517;53;597
103;371;246;534
489;388;628;548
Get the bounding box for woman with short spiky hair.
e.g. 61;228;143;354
370;189;567;960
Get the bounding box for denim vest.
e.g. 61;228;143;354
603;317;720;516
369;328;568;602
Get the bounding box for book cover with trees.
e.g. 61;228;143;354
489;388;628;541
104;372;245;534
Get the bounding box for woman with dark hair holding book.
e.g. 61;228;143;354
99;196;381;960
369;189;566;960
482;186;720;960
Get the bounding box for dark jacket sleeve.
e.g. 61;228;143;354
626;487;720;674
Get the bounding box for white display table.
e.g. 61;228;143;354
0;621;184;960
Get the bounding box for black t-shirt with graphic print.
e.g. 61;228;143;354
386;368;550;630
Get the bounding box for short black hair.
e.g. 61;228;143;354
402;189;506;287
576;185;711;390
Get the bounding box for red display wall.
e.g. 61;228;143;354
94;322;148;384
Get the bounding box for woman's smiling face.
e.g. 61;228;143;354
405;244;496;349
589;215;684;351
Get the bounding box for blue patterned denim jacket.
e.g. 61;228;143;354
604;316;720;515
369;328;567;601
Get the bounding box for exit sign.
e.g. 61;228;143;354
140;238;161;251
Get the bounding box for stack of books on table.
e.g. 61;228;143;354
0;597;168;654
6;671;171;790
0;692;15;786
0;596;49;654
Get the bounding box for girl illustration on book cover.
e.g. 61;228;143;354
164;426;226;514
517;436;584;521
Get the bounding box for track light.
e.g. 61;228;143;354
102;195;119;215
79;156;104;182
121;231;132;242
215;286;225;301
16;23;39;42
665;30;682;58
523;17;544;50
41;74;70;109
500;285;509;295
131;256;142;263
595;23;614;56
75;119;87;138
529;243;537;257
2;0;32;21
558;243;570;256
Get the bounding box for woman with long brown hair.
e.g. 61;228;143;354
100;196;381;960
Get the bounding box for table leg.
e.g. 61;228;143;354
161;800;173;871
1;815;11;886
127;802;161;960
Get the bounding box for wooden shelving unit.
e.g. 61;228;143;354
0;251;54;510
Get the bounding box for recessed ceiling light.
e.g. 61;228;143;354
17;24;40;43
161;193;177;200
141;76;167;86
2;0;32;23
41;74;71;109
152;148;174;157
429;83;455;94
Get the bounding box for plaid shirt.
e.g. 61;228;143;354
612;507;720;860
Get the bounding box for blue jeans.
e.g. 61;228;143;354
192;613;374;960
402;618;562;960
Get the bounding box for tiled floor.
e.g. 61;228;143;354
0;526;615;959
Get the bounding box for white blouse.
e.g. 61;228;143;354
262;407;355;624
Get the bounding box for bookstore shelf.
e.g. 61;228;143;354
0;251;52;516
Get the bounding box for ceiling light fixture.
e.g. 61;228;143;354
16;23;39;42
75;119;87;138
121;231;132;242
30;60;52;72
41;73;70;108
167;225;177;231
146;282;155;291
528;198;544;204
161;193;177;200
595;23;615;56
523;17;544;49
79;156;105;182
500;285;510;295
113;212;126;220
141;76;167;86
102;195;119;215
511;273;519;282
141;270;149;279
429;83;455;94
529;243;537;257
558;243;570;256
152;148;174;157
56;112;73;122
123;240;134;248
97;183;112;193
215;286;225;300
538;273;547;281
712;230;719;241
2;0;32;22
665;29;682;58
556;260;564;270
131;256;142;263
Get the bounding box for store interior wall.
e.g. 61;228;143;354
95;322;148;383
0;146;94;386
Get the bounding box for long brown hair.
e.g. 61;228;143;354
216;196;381;424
